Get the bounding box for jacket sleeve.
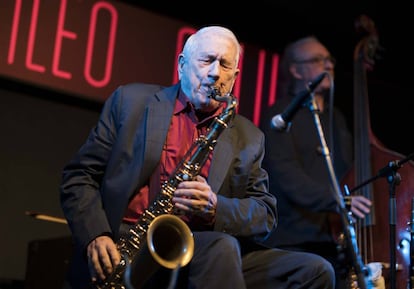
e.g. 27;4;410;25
213;117;278;243
59;87;125;250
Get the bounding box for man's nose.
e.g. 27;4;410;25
209;60;221;76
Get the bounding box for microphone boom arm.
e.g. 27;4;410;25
271;72;328;131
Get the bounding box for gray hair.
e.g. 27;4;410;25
181;26;242;67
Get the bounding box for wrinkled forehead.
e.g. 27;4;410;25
194;34;239;63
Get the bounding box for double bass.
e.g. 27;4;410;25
341;14;414;289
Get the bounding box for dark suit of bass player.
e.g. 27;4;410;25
260;36;374;289
60;26;335;289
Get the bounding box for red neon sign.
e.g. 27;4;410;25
0;0;280;126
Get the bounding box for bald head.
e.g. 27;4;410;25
182;26;242;67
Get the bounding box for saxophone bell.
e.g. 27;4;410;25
123;214;194;289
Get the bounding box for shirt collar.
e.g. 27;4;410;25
174;89;191;115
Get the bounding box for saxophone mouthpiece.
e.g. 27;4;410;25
209;87;221;100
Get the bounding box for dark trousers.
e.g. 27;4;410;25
278;242;352;289
63;231;335;289
140;231;335;289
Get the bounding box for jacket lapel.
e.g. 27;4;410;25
208;128;234;192
140;83;234;194
140;85;178;182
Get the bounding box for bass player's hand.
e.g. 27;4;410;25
351;195;372;219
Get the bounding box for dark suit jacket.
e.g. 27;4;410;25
260;95;353;248
60;82;277;288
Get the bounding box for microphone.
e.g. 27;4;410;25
270;72;328;131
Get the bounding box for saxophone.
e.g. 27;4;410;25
93;88;238;289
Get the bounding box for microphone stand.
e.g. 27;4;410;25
349;152;414;289
306;94;370;289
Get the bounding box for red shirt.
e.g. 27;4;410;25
123;90;223;224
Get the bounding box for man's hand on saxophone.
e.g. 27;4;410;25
87;235;121;284
173;175;217;223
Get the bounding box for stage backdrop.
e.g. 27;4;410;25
0;0;281;126
0;0;281;284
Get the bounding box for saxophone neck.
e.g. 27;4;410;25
209;93;234;127
224;93;237;109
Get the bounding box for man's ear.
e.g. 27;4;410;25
289;64;303;80
178;54;185;71
177;54;185;79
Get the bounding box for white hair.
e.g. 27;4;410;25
181;26;242;67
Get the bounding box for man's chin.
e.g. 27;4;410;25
198;101;220;113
